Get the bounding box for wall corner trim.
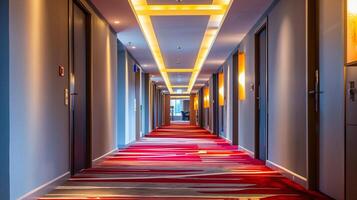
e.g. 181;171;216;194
266;160;308;188
238;145;255;158
18;172;70;200
92;148;118;165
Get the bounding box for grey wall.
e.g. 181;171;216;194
9;1;70;199
238;0;307;180
0;0;10;199
318;0;345;198
89;6;118;160
223;55;233;141
143;73;150;134
125;54;138;144
9;0;118;198
267;0;307;177
209;77;215;132
117;42;126;146
237;19;258;153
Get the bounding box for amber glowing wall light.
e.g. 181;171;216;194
347;0;357;64
203;87;210;108
238;52;246;100
218;72;224;106
194;95;199;111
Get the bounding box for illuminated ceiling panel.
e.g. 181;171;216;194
169;73;191;86
151;16;209;69
129;0;233;94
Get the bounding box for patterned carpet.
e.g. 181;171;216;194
40;124;329;199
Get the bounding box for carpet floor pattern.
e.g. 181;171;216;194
40;124;329;200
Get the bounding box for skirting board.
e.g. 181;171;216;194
18;172;70;200
204;127;213;133
266;160;308;188
117;139;137;149
221;135;232;144
92;148;118;165
238;145;255;158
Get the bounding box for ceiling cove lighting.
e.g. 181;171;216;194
129;0;233;94
170;95;190;99
172;85;189;88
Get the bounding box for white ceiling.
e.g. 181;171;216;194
152;16;209;69
91;0;274;93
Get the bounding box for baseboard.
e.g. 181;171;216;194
117;139;137;149
18;172;70;200
266;160;308;188
238;145;255;157
92;148;118;165
204;127;212;133
220;135;232;144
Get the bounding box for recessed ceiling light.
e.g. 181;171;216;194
114;20;120;24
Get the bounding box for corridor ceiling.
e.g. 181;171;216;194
91;0;274;94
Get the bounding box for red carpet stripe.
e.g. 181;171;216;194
39;124;330;200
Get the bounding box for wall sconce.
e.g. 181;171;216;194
238;52;246;100
347;0;357;64
203;87;210;108
194;95;199;111
218;72;224;106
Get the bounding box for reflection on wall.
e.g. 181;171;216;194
238;52;246;100
218;72;224;106
203;87;210;108
347;0;357;63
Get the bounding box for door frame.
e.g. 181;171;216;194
212;73;219;136
232;51;239;145
306;0;319;190
254;20;268;161
69;0;92;175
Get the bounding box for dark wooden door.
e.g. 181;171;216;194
255;25;268;161
71;3;90;174
346;66;357;199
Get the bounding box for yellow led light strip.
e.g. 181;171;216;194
170;95;190;99
172;85;189;88
135;5;228;16
128;0;233;94
187;0;233;93
164;69;195;73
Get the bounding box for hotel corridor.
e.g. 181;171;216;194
40;124;327;200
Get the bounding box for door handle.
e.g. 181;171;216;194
349;81;356;102
308;70;322;112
